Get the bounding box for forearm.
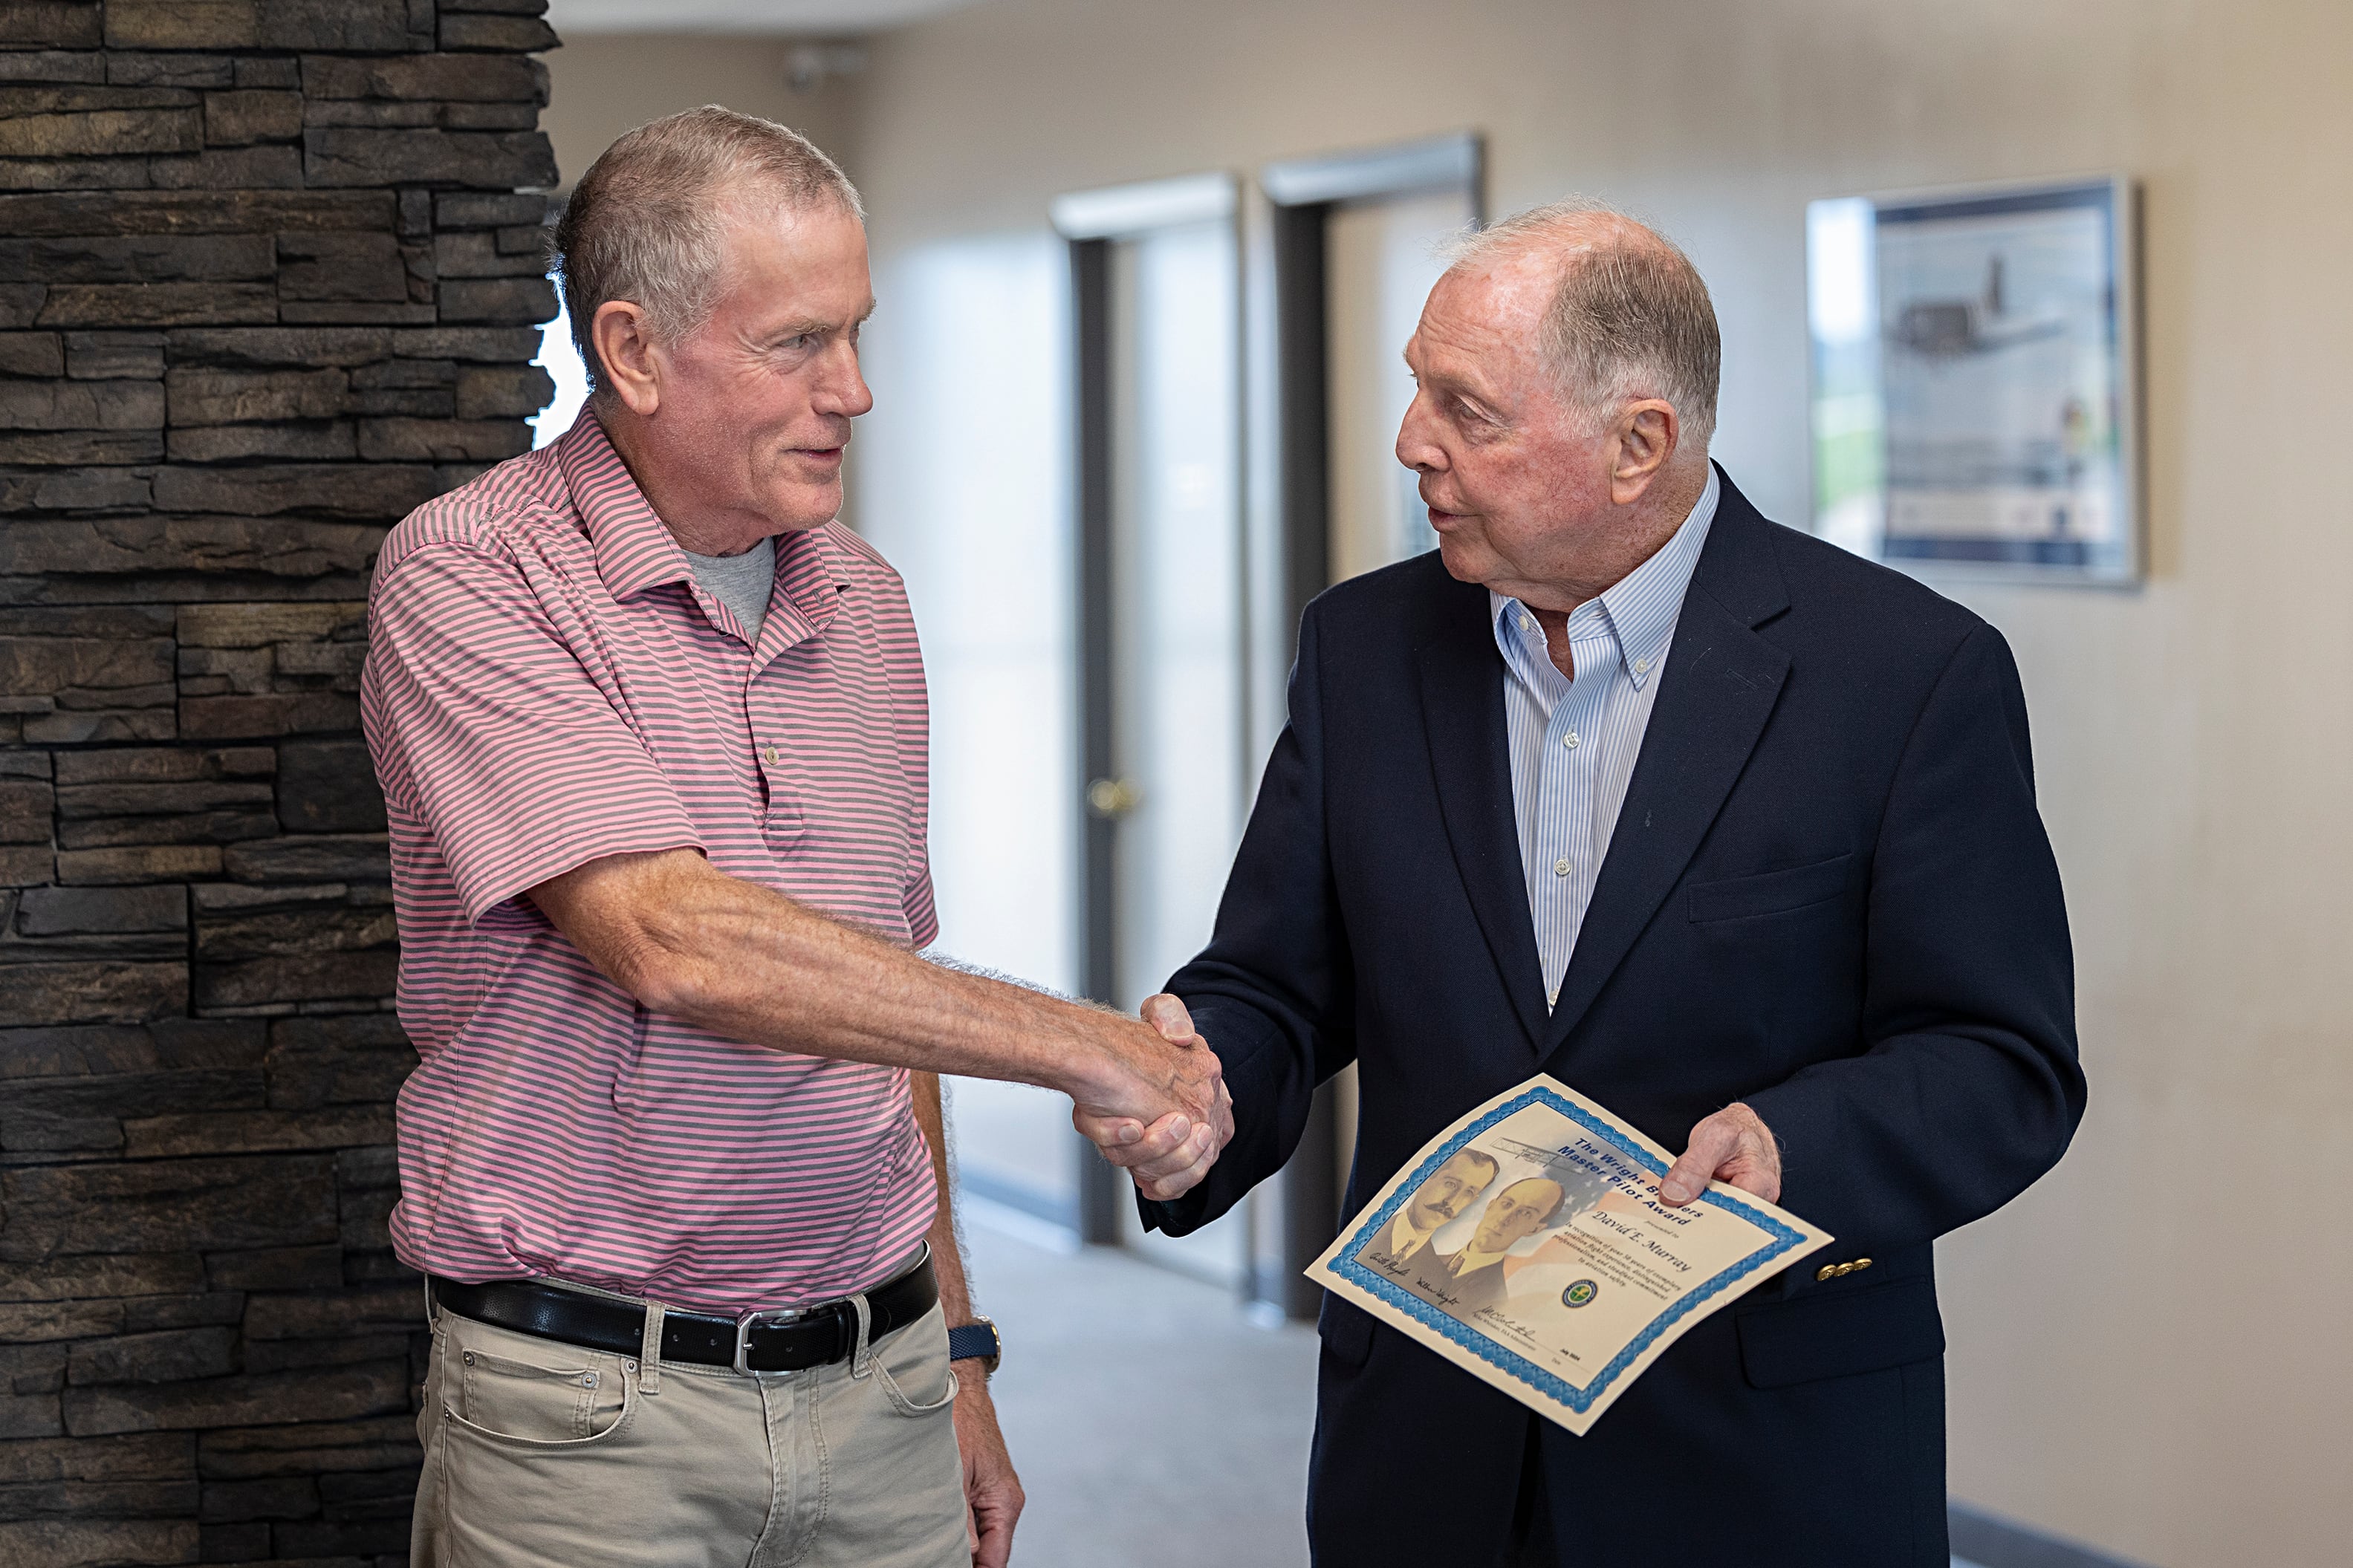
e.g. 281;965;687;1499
918;1068;1024;1565
1742;1024;2081;1249
1745;623;2083;1247
911;1071;976;1327
532;848;1146;1099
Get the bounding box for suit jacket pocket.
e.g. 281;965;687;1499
1687;852;1852;923
1736;1276;1944;1390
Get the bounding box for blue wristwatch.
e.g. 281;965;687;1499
947;1316;1001;1376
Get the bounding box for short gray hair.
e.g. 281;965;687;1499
1444;199;1720;449
551;105;863;395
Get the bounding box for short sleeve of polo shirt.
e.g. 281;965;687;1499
365;539;704;924
902;858;938;951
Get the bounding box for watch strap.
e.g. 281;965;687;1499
947;1319;1000;1368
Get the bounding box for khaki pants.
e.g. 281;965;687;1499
411;1284;968;1568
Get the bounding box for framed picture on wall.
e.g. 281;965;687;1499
1805;175;2141;585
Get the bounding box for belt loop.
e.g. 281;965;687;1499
848;1292;874;1381
638;1297;665;1396
423;1275;440;1329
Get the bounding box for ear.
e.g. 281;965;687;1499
592;299;663;416
1609;399;1680;504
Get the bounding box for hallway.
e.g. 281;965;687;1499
963;1208;1318;1567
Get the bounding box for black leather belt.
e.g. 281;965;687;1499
429;1246;937;1376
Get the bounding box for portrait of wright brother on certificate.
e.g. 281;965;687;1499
1310;1075;1833;1436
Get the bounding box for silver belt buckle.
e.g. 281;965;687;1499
732;1305;804;1377
727;1246;928;1377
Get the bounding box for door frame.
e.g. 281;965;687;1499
1257;131;1486;1319
1051;172;1246;1249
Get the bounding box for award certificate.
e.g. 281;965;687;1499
1308;1074;1833;1435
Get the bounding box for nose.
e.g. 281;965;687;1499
817;339;874;420
1395;388;1446;475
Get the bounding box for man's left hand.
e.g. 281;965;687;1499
1658;1102;1781;1206
951;1370;1022;1568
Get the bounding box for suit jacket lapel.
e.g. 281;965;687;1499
1542;478;1794;1054
1417;596;1549;1053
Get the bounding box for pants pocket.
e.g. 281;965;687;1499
426;1329;660;1568
449;1333;634;1448
866;1307;956;1418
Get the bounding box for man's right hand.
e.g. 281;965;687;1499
1071;994;1233;1202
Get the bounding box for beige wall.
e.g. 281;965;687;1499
539;32;862;192
828;2;2353;1565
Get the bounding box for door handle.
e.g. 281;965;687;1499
1085;777;1141;819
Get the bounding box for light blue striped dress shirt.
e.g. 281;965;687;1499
1488;466;1719;1009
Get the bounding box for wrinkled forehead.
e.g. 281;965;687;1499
706;202;872;313
1422;253;1551;343
712;192;864;270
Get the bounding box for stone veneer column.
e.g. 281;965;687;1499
0;4;558;1563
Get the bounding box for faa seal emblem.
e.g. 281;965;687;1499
1562;1279;1599;1310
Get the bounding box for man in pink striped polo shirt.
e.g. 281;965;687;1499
362;109;1230;1568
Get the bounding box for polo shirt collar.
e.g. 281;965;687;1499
556;409;692;602
555;408;856;611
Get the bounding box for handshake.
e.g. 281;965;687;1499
1068;993;1234;1203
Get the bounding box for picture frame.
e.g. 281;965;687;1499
1806;175;2142;585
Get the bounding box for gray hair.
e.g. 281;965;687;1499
551;105;863;396
1443;199;1720;450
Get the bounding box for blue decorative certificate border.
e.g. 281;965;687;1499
1325;1084;1809;1414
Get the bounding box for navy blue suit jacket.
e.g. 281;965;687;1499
1141;469;2083;1567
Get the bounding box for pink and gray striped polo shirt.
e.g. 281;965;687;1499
360;411;938;1314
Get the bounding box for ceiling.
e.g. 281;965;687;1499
544;0;994;34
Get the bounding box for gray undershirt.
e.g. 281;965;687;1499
681;536;776;646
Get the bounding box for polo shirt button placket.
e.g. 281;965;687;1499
757;740;806;850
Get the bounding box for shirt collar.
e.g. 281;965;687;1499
556;409;688;602
555;406;855;608
1487;464;1719;692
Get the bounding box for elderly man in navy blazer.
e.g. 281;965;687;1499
1121;202;2084;1566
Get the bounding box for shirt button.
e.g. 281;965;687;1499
1519;615;1534;632
1562;732;1579;749
1553;858;1571;876
1634;657;1650;674
761;746;779;764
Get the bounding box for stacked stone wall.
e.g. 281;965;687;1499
0;4;556;1563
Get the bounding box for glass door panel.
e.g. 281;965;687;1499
1326;187;1477;582
858;233;1082;1232
1319;186;1478;1208
1104;219;1252;1289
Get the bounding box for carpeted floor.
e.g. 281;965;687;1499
961;1208;1319;1568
